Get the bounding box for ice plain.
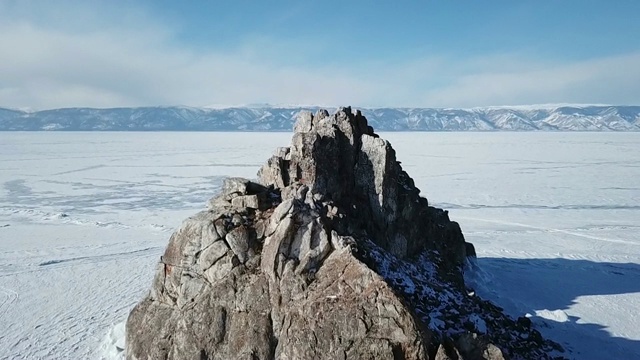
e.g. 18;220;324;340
0;131;639;359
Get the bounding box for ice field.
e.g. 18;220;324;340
0;131;639;359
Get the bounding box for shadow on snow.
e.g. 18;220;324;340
467;256;640;359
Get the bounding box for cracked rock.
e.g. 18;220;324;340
127;107;562;360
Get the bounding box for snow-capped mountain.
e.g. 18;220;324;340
0;105;639;131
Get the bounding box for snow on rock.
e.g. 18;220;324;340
529;310;570;323
469;314;489;333
98;321;126;360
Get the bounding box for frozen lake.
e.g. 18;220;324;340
0;132;639;359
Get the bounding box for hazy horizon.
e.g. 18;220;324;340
3;102;640;113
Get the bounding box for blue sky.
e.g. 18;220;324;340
0;0;639;109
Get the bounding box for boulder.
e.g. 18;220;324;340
127;108;563;360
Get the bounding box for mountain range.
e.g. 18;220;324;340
1;105;639;131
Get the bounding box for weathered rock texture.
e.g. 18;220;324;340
127;107;564;360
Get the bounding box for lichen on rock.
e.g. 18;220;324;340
126;107;564;360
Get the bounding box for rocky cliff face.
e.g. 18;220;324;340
126;107;563;360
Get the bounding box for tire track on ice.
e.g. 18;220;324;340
38;247;159;267
0;284;18;320
456;216;640;246
0;246;163;277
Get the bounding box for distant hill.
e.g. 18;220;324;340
1;105;639;131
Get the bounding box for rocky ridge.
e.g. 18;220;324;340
126;107;564;359
1;104;639;131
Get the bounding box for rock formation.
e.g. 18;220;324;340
126;107;563;360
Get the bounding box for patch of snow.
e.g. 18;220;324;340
429;317;446;331
468;313;488;333
97;321;126;360
530;309;570;323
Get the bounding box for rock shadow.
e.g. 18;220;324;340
468;256;640;359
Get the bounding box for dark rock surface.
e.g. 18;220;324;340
126;107;564;359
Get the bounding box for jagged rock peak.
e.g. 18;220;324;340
259;107;469;269
126;107;563;360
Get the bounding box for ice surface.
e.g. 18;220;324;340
0;131;639;359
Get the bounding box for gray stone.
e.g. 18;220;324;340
225;225;251;264
127;108;561;360
254;219;267;239
434;341;462;360
273;146;290;159
207;195;231;210
265;199;294;237
222;177;249;196
315;108;329;120
203;255;237;283
455;332;506;360
197;240;229;272
293;111;313;133
213;218;227;240
230;194;263;209
261;215;295;280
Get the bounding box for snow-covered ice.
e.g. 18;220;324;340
0;131;638;359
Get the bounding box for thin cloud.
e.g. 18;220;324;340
419;52;640;108
0;18;378;109
0;2;638;109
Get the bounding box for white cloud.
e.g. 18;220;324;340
418;52;640;107
0;2;638;109
0;20;378;109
